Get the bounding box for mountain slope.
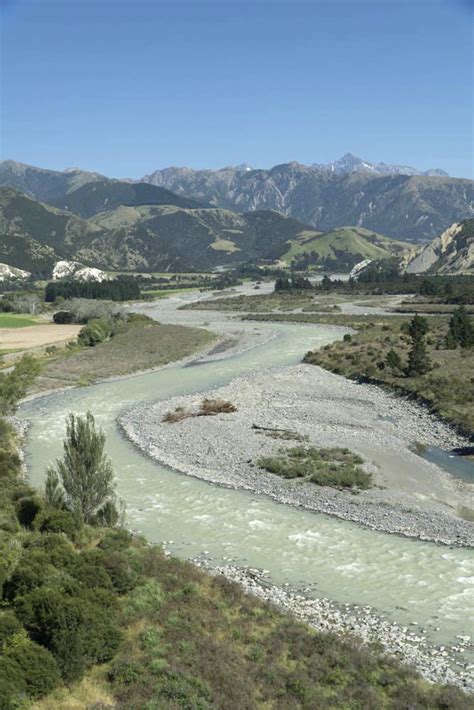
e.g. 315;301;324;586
53;180;208;218
280;227;409;265
403;219;474;275
143;163;473;241
0;160;108;202
0;187;105;274
0;186;322;272
84;206;323;270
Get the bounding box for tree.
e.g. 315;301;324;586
48;412;117;525
406;315;431;376
448;305;473;348
385;349;402;372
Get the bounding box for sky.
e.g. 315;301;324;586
1;0;473;178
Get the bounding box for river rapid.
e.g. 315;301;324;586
19;287;474;674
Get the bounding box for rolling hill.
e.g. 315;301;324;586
0;185;320;272
280;227;409;267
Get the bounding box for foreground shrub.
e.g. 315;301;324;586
0;636;60;704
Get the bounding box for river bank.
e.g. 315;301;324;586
191;560;473;691
119;363;474;547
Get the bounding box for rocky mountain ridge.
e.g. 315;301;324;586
403;219;474;274
143;163;473;242
1;159;471;242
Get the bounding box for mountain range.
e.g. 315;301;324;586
0;181;411;275
1;157;472;243
143;163;473;242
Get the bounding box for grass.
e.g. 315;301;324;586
33;317;216;391
67;542;471;710
257;446;372;489
280;226;408;263
304;316;474;436
0;313;42;328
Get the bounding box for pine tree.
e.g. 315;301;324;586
48;412;117;525
406;315;431;376
386;348;402;372
448;306;473;348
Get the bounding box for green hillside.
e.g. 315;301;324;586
52;180;208;218
0;183;413;275
281;226;410;269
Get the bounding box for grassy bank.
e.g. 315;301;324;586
304;317;474;436
33;316;216;391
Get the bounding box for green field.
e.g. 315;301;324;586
0;313;41;328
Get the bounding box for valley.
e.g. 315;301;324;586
18;286;474;695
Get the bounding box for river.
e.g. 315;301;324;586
20;289;474;659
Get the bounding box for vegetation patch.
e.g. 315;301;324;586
34;315;215;391
304;310;474;435
163;398;237;423
257;446;372;490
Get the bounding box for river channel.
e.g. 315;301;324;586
20;289;474;656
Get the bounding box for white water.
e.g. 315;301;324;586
20;291;474;653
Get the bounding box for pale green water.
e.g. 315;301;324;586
20;306;474;652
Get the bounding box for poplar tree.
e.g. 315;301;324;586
47;412;117;525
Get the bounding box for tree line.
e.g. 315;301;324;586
45;276;141;303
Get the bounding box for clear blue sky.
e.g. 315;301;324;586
1;0;472;178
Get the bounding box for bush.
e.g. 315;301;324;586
78;317;114;347
53;310;74;324
15;496;43;528
2;551;52;601
98;528;134;552
0;610;22;648
34;509;79;539
0;637;60;702
343;333;352;342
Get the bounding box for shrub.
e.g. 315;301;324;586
98;528;134;552
34;508;79;539
257;446;371;490
343;333;352;342
78;317;114;347
2;551;52;601
15;496;43;528
14;587;86;682
53;310;74;324
0;636;61;701
199;398;237;416
0;610;22;649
